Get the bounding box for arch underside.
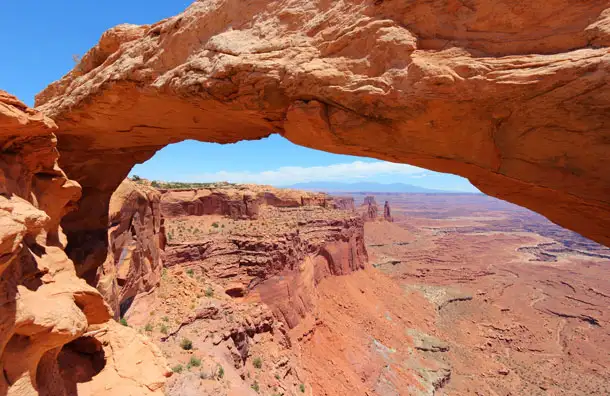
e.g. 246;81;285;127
34;0;610;265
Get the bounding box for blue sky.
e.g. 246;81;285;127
0;1;477;192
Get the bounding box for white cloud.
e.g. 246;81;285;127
187;161;429;185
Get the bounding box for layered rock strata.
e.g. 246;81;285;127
163;205;367;328
160;184;352;220
34;0;610;247
0;92;169;396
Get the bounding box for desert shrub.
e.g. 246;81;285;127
187;356;201;369
162;316;169;322
131;175;141;181
119;317;128;327
151;180;160;187
212;222;219;228
159;324;168;335
180;338;193;350
275;373;281;380
300;384;305;393
144;323;153;332
217;365;224;379
252;357;262;369
205;286;214;297
186;268;194;277
172;364;183;373
251;381;260;393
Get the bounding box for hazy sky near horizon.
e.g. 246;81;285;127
0;1;478;192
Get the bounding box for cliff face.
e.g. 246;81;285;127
97;179;164;317
164;205;367;328
34;0;610;248
160;185;345;220
126;193;368;395
0;92;169;396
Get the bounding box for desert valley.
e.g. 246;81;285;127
1;1;609;395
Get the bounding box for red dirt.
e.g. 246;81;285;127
123;187;609;395
364;193;610;396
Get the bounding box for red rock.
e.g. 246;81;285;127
0;92;168;396
383;201;393;222
160;184;335;220
31;1;610;248
360;196;379;222
97;179;164;317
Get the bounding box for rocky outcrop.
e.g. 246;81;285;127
164;206;367;328
360;196;379;221
0;92;169;395
34;1;610;248
383;201;393;222
97;179;164;317
160;185;332;220
329;196;355;211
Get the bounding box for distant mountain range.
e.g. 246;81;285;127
285;181;478;194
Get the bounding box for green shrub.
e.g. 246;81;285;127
162;316;169;322
275;373;281;380
119;317;128;327
205;286;214;297
186;268;194;277
217;365;224;379
212;222;219;228
144;323;153;332
187;356;201;369
300;384;305;393
252;357;262;369
159;324;168;335
172;364;183;373
180;338;193;350
251;381;260;393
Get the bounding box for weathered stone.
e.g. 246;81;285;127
33;1;610;248
0;92;168;396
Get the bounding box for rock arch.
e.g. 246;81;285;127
34;0;610;278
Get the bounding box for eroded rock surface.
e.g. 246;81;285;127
0;92;169;396
97;179;164;317
34;0;610;248
383;201;393;222
160;184;338;220
360;195;380;221
163;204;367;328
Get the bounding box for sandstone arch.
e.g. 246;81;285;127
34;0;610;280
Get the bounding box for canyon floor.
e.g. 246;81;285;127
122;188;609;396
362;193;610;395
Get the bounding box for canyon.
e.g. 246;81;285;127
0;1;609;395
109;182;609;395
